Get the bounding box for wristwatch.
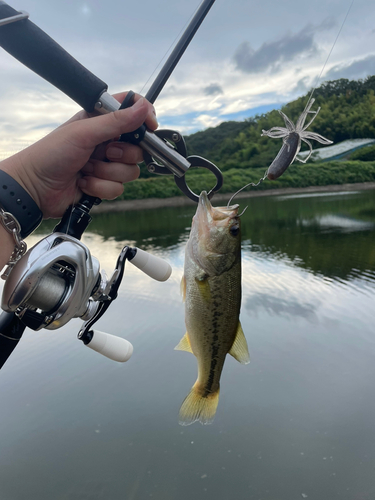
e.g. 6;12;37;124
0;170;43;238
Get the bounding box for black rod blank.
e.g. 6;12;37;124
145;0;216;104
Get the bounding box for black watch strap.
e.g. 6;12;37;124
0;170;43;238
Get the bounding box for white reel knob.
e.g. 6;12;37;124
129;247;172;281
84;329;133;362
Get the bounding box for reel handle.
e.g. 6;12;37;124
129;247;172;282
0;2;108;112
80;329;133;363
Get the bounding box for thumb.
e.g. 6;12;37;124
70;98;150;149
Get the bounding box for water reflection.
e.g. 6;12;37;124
37;189;375;283
1;188;375;500
301;214;375;232
237;190;375;280
245;292;318;320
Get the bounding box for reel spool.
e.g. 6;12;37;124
1;232;172;363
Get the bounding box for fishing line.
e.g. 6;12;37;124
303;0;355;113
138;0;206;97
227;169;268;207
227;0;355;208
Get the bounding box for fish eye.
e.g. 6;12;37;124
230;224;240;237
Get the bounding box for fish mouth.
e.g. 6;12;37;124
197;191;239;220
195;192;240;238
190;191;241;276
195;191;213;228
198;191;212;213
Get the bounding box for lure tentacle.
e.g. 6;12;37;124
278;110;295;131
297;138;313;163
261;99;333;179
261;126;289;138
301;131;333;144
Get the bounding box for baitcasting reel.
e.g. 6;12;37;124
0;198;172;368
0;0;219;369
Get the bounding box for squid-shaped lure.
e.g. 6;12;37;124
262;98;333;180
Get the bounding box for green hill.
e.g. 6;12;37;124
184;76;375;171
126;76;375;201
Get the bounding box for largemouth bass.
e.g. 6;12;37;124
176;191;249;426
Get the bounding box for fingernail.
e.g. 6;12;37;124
150;106;158;129
107;147;123;159
132;97;145;110
150;115;159;129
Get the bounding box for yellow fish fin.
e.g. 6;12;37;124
180;275;186;302
195;276;211;303
229;321;250;365
174;332;193;354
179;382;220;426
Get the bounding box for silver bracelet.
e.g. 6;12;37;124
0;207;27;280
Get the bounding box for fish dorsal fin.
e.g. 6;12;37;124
180;275;186;302
174;332;193;354
229;321;250;365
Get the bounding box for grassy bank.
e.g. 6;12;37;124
118;160;375;201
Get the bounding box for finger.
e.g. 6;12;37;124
91;140;112;160
57;109;88;129
106;142;144;164
81;161;140;183
112;91;158;131
69;98;151;150
145;106;158;131
77;177;124;201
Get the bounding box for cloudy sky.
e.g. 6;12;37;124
0;0;374;158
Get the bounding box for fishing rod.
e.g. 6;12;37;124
0;0;221;369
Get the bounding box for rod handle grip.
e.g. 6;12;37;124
0;2;107;112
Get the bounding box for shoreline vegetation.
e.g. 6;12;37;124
97;77;375;213
107;159;375;206
92;181;375;213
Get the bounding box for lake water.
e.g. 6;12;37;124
1;188;375;500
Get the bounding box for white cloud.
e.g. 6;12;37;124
193;114;222;130
0;0;373;156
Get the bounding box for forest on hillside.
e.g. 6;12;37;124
121;77;375;201
184;76;375;171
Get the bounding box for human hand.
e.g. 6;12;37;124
0;92;158;219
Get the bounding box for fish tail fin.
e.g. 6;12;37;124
179;382;220;426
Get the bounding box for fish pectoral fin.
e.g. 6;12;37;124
195;276;211;303
180;275;186;302
174;332;193;354
229;321;250;365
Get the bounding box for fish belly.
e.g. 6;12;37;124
185;265;241;395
